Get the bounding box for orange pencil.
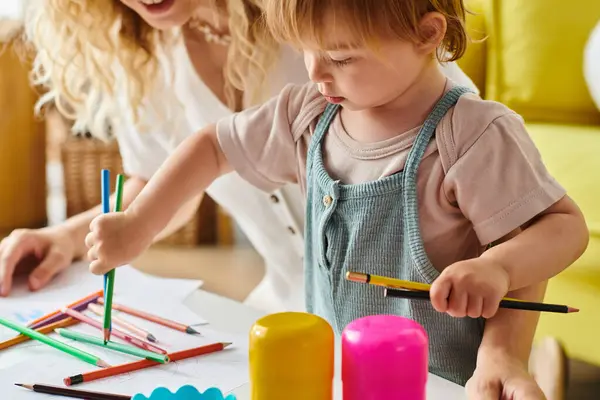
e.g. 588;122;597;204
64;342;231;385
97;298;200;334
61;307;167;355
27;290;103;329
0;318;78;351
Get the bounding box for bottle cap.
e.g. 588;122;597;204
249;312;334;400
342;315;428;400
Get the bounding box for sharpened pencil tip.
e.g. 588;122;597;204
97;359;111;368
185;326;200;334
223;342;233;348
568;307;579;313
147;334;157;343
15;383;33;390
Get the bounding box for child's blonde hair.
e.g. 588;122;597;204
264;0;467;62
21;0;279;140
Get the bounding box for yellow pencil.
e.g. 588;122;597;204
345;271;525;302
346;271;431;291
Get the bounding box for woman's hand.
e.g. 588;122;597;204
0;227;77;296
85;211;153;275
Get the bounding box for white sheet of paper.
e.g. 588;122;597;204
8;262;202;303
0;326;249;399
0;262;204;342
0;291;209;363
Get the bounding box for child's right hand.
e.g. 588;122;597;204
85;211;153;275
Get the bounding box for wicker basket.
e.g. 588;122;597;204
60;134;216;247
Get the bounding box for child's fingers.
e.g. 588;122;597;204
481;299;499;319
430;278;451;313
88;259;106;275
466;296;484;318
87;245;98;263
89;259;114;276
447;289;468;317
84;232;96;249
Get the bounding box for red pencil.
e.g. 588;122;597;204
61;308;167;355
96;298;200;334
65;342;232;385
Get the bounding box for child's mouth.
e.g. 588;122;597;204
324;95;345;104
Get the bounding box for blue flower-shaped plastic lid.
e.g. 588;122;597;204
132;385;237;400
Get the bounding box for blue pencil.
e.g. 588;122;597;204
100;169;111;342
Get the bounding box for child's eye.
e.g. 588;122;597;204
329;57;353;67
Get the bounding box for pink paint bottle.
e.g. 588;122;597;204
342;315;428;400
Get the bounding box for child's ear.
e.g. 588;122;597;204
416;12;447;53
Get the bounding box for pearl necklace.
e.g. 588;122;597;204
188;19;232;46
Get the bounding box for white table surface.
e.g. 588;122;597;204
183;289;467;400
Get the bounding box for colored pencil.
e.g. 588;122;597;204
88;303;157;343
56;328;168;363
101;169;111;343
0;317;109;368
384;287;579;314
15;383;130;400
65;342;231;386
0;317;78;351
61;307;167;354
96;298;200;334
104;174;124;344
347;271;542;303
27;290;103;329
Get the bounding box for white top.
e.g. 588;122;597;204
114;37;479;313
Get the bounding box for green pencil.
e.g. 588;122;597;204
0;317;110;368
104;174;125;344
56;328;169;364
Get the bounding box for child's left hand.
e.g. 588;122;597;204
430;258;510;318
466;351;545;400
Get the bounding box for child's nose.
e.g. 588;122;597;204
305;55;332;84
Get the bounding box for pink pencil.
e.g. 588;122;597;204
61;308;167;355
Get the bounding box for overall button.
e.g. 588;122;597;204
323;195;333;207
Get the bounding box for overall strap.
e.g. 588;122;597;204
403;85;474;281
306;103;341;163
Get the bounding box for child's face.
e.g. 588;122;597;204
303;26;431;110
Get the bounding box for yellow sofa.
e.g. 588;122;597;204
459;0;600;366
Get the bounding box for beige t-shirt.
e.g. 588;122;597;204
216;82;566;272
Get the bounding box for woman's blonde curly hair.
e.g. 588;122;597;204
22;0;279;140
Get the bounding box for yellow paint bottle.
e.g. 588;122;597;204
249;312;334;400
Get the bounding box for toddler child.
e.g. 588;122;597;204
85;0;588;387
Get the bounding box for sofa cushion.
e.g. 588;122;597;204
527;123;600;278
486;0;600;125
458;0;489;96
